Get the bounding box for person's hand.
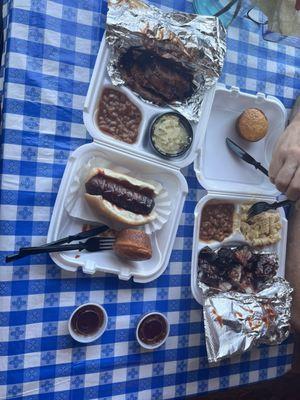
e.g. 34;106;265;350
269;116;300;203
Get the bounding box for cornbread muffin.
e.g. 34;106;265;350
236;108;269;142
113;229;152;261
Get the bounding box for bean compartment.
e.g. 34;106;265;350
97;87;142;144
199;202;234;242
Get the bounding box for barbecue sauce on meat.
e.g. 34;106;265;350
119;48;193;106
85;172;155;215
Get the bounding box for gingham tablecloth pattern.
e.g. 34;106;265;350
0;1;297;399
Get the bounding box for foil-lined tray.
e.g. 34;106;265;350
106;0;226;122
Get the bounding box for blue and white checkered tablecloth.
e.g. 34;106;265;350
0;0;298;399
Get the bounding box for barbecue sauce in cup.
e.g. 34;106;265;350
71;305;104;336
136;312;169;349
69;303;107;343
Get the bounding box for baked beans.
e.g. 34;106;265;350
200;203;234;242
97;87;141;144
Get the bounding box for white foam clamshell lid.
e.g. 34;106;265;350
194;84;287;196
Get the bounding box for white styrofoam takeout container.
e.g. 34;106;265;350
83;37;216;169
47;35;216;282
191;84;288;304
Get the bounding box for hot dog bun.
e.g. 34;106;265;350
85;168;158;226
85;193;157;226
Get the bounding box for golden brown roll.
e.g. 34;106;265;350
113;229;152;261
236;108;269;142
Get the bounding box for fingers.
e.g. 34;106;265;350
286;167;300;201
273;159;298;193
269;145;286;184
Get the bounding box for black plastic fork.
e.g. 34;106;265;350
225;140;295;219
5;237;115;263
247;199;293;220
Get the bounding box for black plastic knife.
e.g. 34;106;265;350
5;225;110;263
226;137;269;177
39;225;110;248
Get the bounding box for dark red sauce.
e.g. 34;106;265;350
138;314;167;345
71;305;104;336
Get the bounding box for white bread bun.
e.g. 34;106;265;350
85;168;158;226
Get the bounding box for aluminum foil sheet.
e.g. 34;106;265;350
200;278;292;363
105;0;226;122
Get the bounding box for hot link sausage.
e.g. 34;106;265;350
85;173;155;215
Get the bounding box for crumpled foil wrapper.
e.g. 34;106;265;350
105;0;226;122
199;278;293;363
